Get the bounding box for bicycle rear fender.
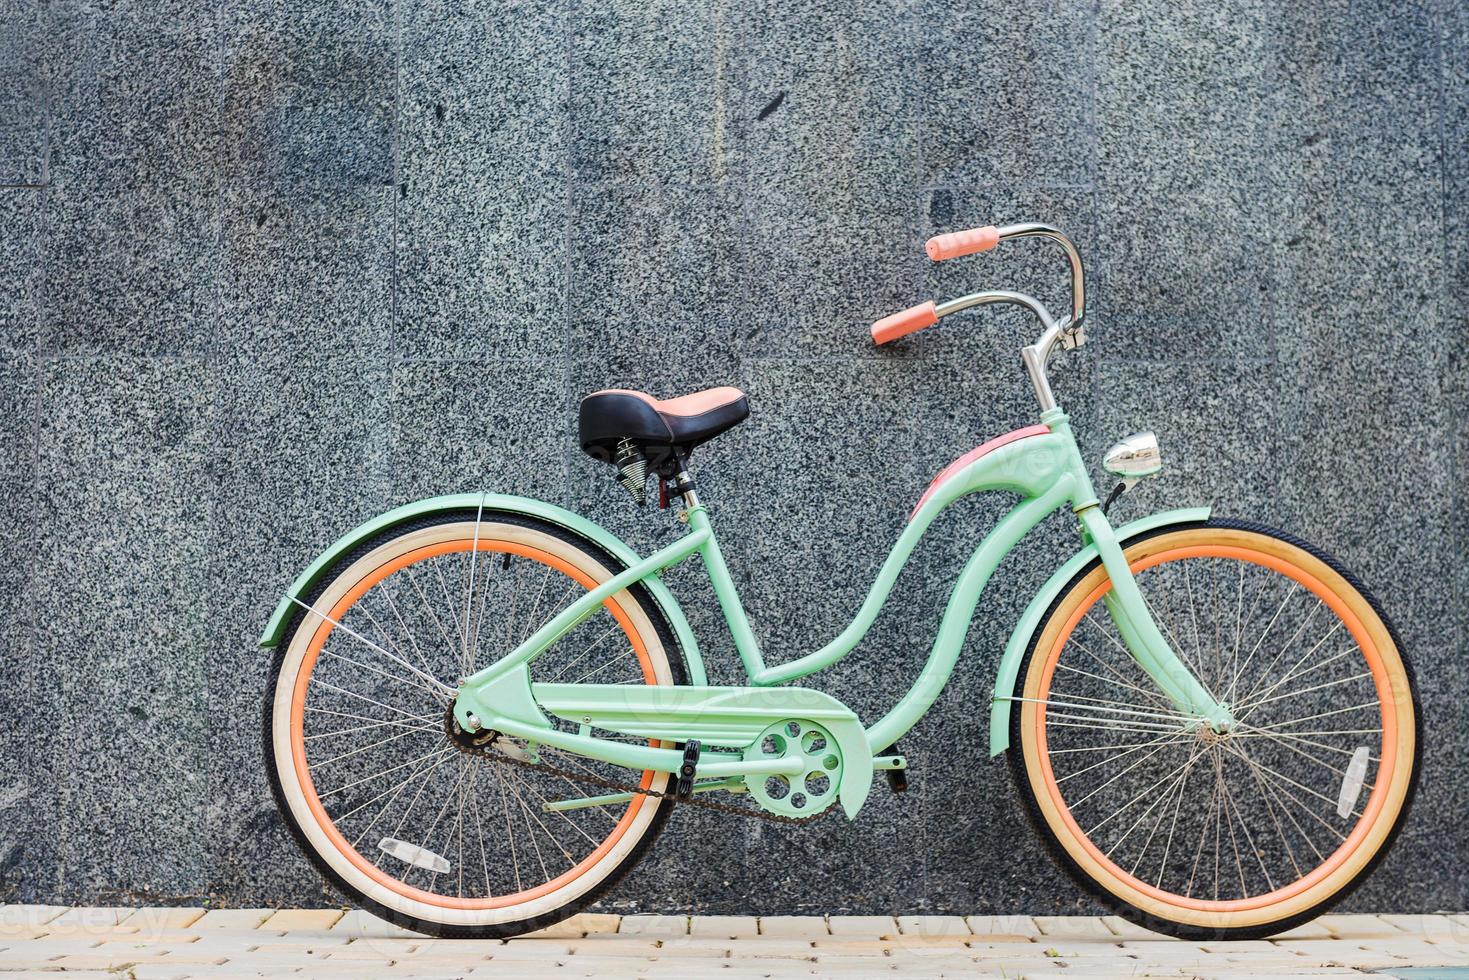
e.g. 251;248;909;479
256;493;708;687
988;505;1211;756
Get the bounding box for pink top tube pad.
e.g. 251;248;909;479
909;425;1051;520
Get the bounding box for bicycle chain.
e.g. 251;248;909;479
445;714;824;825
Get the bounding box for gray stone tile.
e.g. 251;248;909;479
0;187;40;358
219;184;393;360
0;467;37;901
1099;0;1270;196
37;6;211;350
1089;187;1277;362
737;176;920;361
1094;358;1300;521
919;0;1096;186
41;179;219;356
221;0;394;193
223;0;395;86
569;182;741;360
32;357;214;903
0;188;40;465
1267;0;1444;367
45;0;219;186
388;358;569;503
221;77;394;194
726;2;921;360
727;0;919;185
0;0;46;185
396;0;569;362
205;355;395;905
569;0;725;184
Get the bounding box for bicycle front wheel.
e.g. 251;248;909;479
1009;520;1419;939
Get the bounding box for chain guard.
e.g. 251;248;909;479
443;708;827;825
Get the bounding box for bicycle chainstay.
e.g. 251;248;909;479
444;714;826;826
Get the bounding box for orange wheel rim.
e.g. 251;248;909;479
289;537;659;910
1032;543;1398;913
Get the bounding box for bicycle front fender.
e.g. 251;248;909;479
987;505;1211;756
256;492;708;687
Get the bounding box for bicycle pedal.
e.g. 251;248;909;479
886;767;908;793
675;740;700;798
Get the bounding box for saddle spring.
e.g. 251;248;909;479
613;437;648;505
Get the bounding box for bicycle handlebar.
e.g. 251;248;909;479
869;222;1086;346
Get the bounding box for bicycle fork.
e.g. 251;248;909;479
1078;505;1236;732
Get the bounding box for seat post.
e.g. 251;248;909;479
669;449;699;509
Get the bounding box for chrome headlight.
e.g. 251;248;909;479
1102;431;1162;485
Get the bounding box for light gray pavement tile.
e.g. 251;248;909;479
1033;915;1118;939
1377;915;1469;941
758;915;829;938
1099;915;1167;939
826;915;900;938
895;915;972;938
1320;914;1411;939
121;907;206;932
193;909;277;931
1270;920;1336;940
617;914;690;937
521;913;621;939
686;915;760;940
0;904;67;927
329;909;423;940
262;908;345;932
324;938;425;959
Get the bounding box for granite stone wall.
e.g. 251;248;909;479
1;0;1465;913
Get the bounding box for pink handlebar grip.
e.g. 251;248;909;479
871;300;939;345
925;225;1000;261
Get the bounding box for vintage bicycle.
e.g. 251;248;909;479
261;223;1418;940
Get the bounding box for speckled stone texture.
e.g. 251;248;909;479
2;0;1465;915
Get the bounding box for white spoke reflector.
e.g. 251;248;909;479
1336;746;1370;819
379;836;452;874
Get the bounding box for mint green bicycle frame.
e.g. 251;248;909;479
447;406;1234;816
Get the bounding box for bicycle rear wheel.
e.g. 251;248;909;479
1009;520;1418;939
264;510;686;938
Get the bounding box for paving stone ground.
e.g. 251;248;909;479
1;907;1466;978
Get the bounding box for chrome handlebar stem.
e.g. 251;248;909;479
932;290;1066;412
